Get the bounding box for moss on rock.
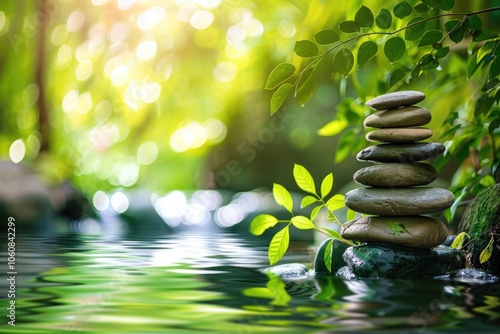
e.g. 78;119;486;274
459;184;500;275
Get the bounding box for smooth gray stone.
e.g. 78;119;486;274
339;244;464;279
356;142;445;163
344;187;455;216
340;216;448;248
366;127;433;143
364;106;431;128
365;91;426;110
353;163;437;187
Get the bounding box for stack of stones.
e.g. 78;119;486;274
337;91;463;279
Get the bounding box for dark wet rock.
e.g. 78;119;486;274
340;216;448;248
366;127;433;143
353;163;437;187
262;263;310;280
453;268;499;281
365;90;426;110
335;266;356;279
364;106;431;128
314;238;349;274
340;244;465;279
345;187;454;216
459;184;500;275
357;142;445;163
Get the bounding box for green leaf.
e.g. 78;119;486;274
467;51;479;79
326;194;345;212
301;195;319;208
293;163;316;194
250;214;279;235
479;236;494;264
405;17;427;41
323;239;333;272
335;130;357;163
294;40;319;58
475;94;495;118
483;78;500;92
375;8;392;29
418;30;442;47
296;67;317;107
346;208;357;221
449;191;465;222
268;226;290;265
270;83;293;115
419;54;439;71
339;20;360;33
410;63;422;81
435;47;449;59
393;1;413;19
333;48;354;76
480;175;496;187
317;118;348;136
438;0;454;10
384;37;405;62
355;5;374;28
450;231;469;249
320;173;334;198
273;183;293;213
414;3;429;13
422;0;442;7
389;67;409;88
291;215;315;230
357;41;378;68
265;63;295;90
473;30;499;42
323;227;343;240
310;205;322;221
314;29;340;45
444;19;467;44
467;15;482;30
490;118;500;134
490;57;500;79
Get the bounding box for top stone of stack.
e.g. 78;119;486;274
366;91;426;110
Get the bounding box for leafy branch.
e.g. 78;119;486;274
265;3;500;114
249;163;355;267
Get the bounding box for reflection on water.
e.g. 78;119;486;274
1;229;500;333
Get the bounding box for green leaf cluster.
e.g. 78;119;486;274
249;164;354;267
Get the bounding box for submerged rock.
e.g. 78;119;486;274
345;187;454;216
262;263;310;280
314;238;349;275
340;216;448;248
459;184;500;275
338;244;464;279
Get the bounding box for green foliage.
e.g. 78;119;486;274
249;164;354;267
265;1;500;227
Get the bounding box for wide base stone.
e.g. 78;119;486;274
337;244;465;279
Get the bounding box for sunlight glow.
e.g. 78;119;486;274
137;142;158;165
213;61;237;82
76;92;93;114
169;122;207;152
204;118;226;143
136;39;158;61
57;44;72;67
108;22;129;42
190;10;214;30
155;191;188;221
51;24;68;46
278;20;296;38
117;0;137;11
93;190;110;211
76;60;93;81
110;64;130;86
92;0;109;5
137;7;166;31
0;12;6;36
62;90;79;113
177;4;198;22
111;191;130;213
66;10;85;32
9;139;26;163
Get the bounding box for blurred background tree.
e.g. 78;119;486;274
0;0;498;208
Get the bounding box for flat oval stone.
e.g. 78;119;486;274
344;187;454;215
364;106;431;128
353;163;437;187
366;127;433;143
365;91;426;110
356;142;445;163
340;216;448;248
